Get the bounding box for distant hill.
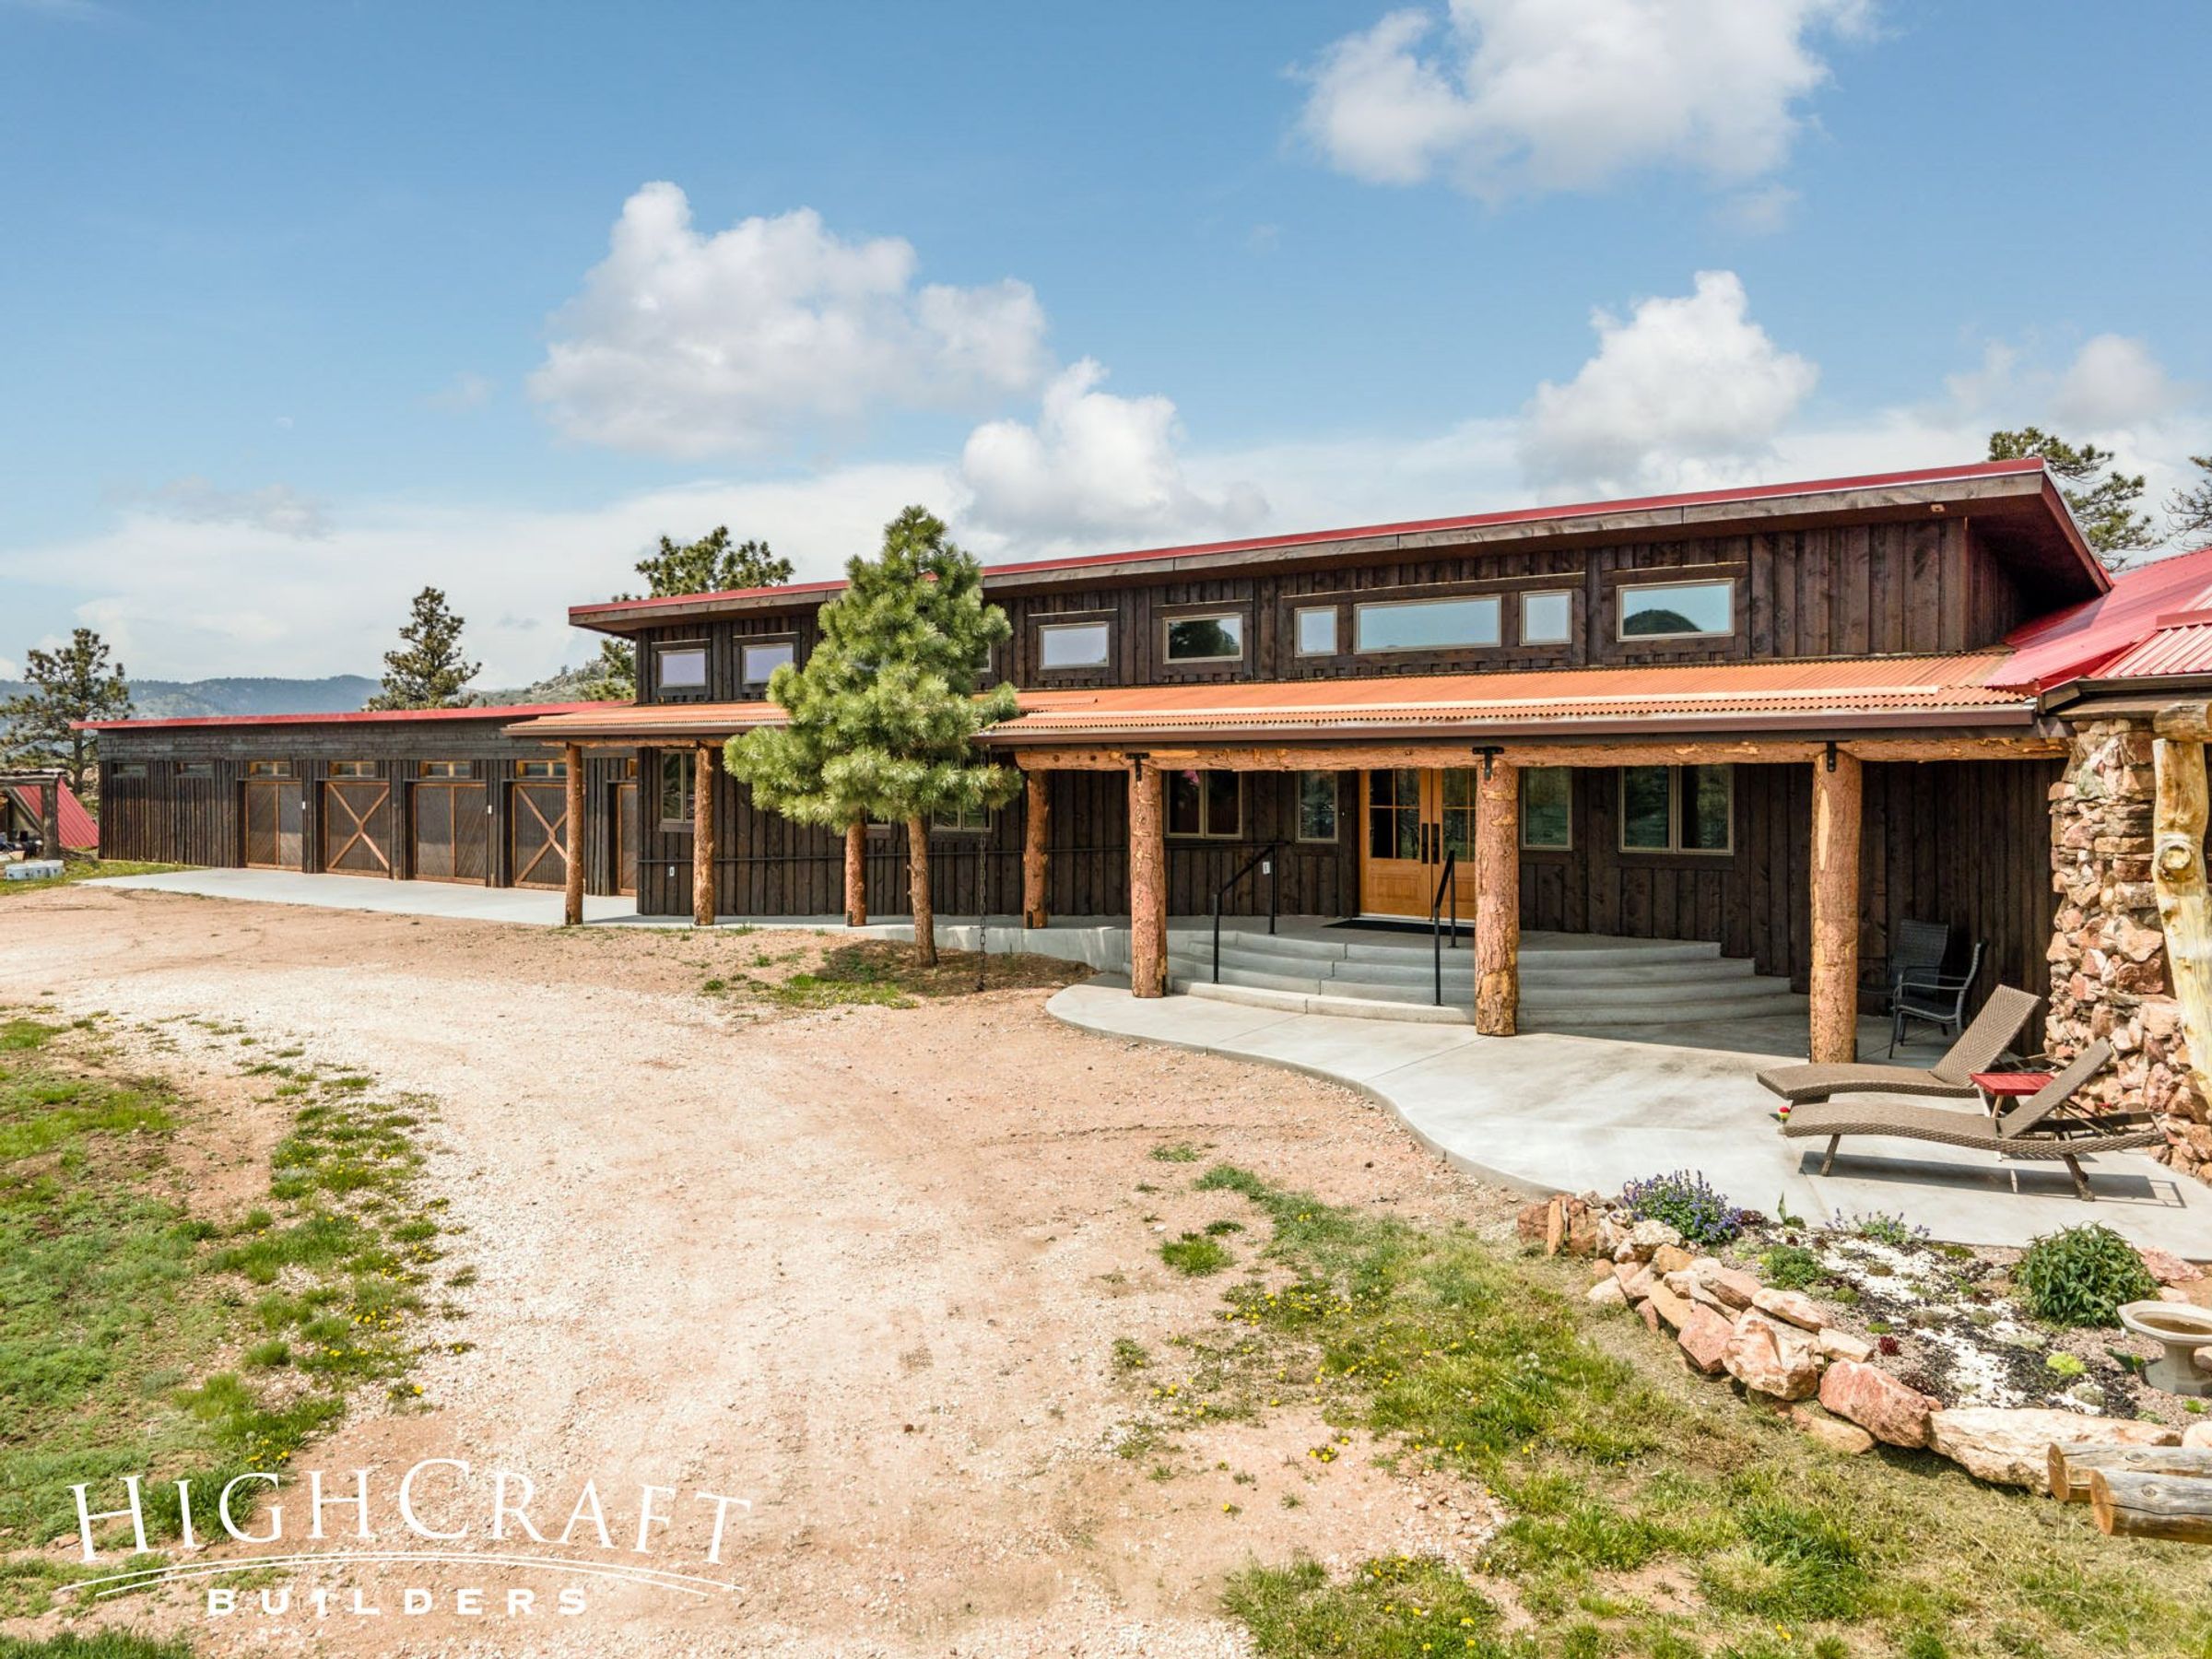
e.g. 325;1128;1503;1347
469;664;605;707
0;674;381;721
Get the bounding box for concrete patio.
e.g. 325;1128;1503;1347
1047;979;2212;1255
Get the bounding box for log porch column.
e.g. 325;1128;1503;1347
1474;760;1520;1035
1128;758;1168;997
561;743;585;926
843;820;867;927
692;745;716;928
40;777;61;864
1022;770;1051;930
1808;747;1864;1064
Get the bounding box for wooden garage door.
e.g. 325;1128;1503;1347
614;782;638;897
322;779;393;877
510;782;569;890
243;781;303;870
414;782;488;884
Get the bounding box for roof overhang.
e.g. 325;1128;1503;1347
500;701;783;745
76;701;617;734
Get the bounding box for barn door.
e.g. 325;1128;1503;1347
614;782;638;898
414;782;489;884
510;782;569;890
243;781;304;870
322;780;392;876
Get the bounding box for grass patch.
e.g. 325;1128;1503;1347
1160;1232;1232;1277
0;1633;197;1658
0;858;184;900
1150;1140;1204;1163
1187;1162;2212;1658
699;939;1088;1012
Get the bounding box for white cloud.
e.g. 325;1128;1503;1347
2052;334;2180;430
530;183;1051;457
957;360;1269;551
1714;182;1800;236
105;477;332;539
1520;270;1818;493
1296;0;1866;201
427;371;493;412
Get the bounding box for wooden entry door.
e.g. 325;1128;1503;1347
510;782;569;890
1359;769;1482;919
322;780;392;877
243;781;303;870
613;782;638;897
414;782;488;884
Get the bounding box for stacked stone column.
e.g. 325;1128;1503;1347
2047;717;2212;1176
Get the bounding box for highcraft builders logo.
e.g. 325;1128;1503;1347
65;1460;750;1620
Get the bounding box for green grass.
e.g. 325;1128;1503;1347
1180;1162;2212;1658
1160;1232;1232;1277
0;1633;196;1658
1150;1140;1205;1163
0;858;184;900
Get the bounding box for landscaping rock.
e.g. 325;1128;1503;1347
1634;1299;1661;1334
1650;1243;1695;1276
1643;1281;1694;1333
1515;1198;1550;1246
2183;1422;2212;1451
1677;1303;1734;1374
1627;1218;1683;1259
2138;1244;2203;1285
1724;1312;1820;1402
1818;1329;1874;1364
1692;1259;1761;1310
1585;1276;1627;1308
1620;1265;1661;1302
1818;1361;1936;1449
1787;1406;1875;1456
1565;1209;1602;1257
1751;1286;1823;1332
1927;1406;2180;1488
1613;1260;1641;1286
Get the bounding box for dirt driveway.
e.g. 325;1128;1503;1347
5;888;1520;1657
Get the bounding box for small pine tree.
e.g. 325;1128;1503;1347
1989;428;2159;569
723;506;1016;965
366;587;480;711
582;529;794;701
0;628;132;795
2169;454;2212;549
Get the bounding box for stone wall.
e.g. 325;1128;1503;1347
2046;717;2212;1178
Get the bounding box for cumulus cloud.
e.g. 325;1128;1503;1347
1520;271;1818;493
957;360;1268;550
530;183;1051;456
1296;0;1866;200
105;477;332;539
2052;334;2181;430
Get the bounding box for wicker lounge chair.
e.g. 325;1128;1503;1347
1781;1041;2161;1200
1756;984;2041;1106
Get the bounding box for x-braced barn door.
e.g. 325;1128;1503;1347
510;781;569;890
413;782;489;884
321;779;393;877
243;781;304;870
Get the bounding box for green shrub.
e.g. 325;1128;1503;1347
1760;1243;1824;1290
2014;1224;2157;1327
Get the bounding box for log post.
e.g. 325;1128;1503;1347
692;745;716;928
1022;770;1051;930
2050;1442;2212;1504
2089;1468;2212;1543
1128;759;1167;998
843;819;867;927
2152;712;2212;1116
906;816;936;966
561;743;585;926
1809;748;1864;1064
1474;759;1519;1036
40;777;61;863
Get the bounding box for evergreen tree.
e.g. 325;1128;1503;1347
2169;455;2212;549
365;586;480;710
582;528;794;701
0;628;132;795
723;506;1015;964
1988;428;2159;568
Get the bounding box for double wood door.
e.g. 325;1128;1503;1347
322;780;392;877
242;781;303;870
413;782;489;884
1359;769;1482;920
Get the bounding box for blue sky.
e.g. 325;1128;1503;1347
4;0;2208;682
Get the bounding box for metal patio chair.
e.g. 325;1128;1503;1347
1889;939;1985;1055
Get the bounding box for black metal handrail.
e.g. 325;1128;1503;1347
1211;841;1281;983
1430;850;1458;1006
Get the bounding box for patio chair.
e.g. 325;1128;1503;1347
1781;1041;2159;1200
1755;983;2041;1106
1881;917;1951;1016
1889;939;1985;1055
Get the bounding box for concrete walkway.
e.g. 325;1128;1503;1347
88;868;643;925
1046;980;2212;1255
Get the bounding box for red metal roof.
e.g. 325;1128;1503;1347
76;700;618;734
569;458;2078;626
2;778;98;850
2000;546;2212;690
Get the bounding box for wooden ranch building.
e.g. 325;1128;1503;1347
88;460;2212;1146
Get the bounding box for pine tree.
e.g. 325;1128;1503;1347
1988;428;2159;569
365;587;480;711
0;628;132;795
723;506;1016;964
2169;455;2212;549
582;528;794;701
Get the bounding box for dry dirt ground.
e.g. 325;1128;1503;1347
3;887;1529;1658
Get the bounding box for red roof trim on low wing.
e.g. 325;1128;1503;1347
75;700;619;733
2001;545;2212;691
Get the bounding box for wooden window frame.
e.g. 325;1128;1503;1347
1353;594;1502;654
1519;590;1574;647
1035;618;1112;673
1617;579;1735;642
328;760;376;779
1617;764;1734;856
513;758;570;780
111;763;147;780
1293;605;1339;658
1166;770;1241;841
1159;611;1246;665
1519;766;1573;852
418;759;470;778
653;641;712;702
736;636;796;692
245;759;293;779
930;803;992;834
1295;771;1339;843
174;761;215;779
658;751;695;831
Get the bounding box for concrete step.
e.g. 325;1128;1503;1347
1189;944;1758;992
1179;980;1474;1024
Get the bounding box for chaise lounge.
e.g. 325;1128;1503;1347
1780;1041;2163;1200
1755;984;2041;1106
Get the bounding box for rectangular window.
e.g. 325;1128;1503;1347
739;640;794;686
1297;771;1338;842
1619;580;1734;641
1038;620;1111;670
1354;595;1500;653
659;752;696;828
514;759;569;780
111;763;146;780
1294;606;1338;656
1521;590;1572;646
1520;767;1571;850
418;760;469;778
1166;770;1241;839
175;761;214;779
328;760;375;778
1162;613;1244;663
930;802;992;833
1618;765;1733;853
245;759;292;778
1366;769;1421;862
